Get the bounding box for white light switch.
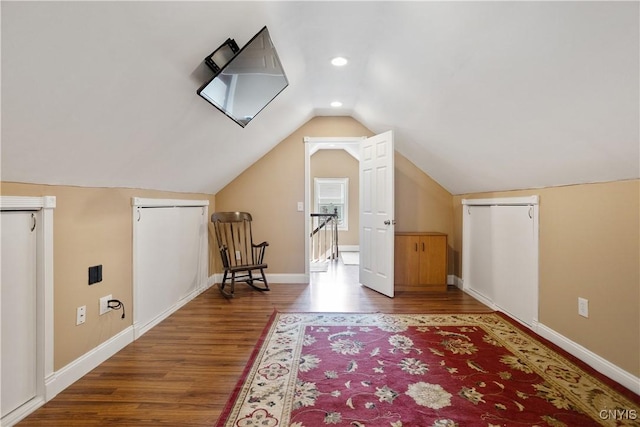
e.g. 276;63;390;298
578;297;589;318
297;202;304;212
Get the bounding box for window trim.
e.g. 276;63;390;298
314;177;349;231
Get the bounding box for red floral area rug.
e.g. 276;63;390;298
215;312;640;427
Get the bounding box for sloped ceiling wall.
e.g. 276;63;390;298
2;2;638;195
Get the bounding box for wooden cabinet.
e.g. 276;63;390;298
395;232;448;292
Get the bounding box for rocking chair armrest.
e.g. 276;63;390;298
252;241;268;264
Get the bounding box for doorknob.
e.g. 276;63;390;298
384;220;396;225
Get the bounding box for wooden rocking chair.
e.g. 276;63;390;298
211;212;269;297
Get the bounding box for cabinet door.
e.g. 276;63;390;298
419;235;447;286
394;235;419;285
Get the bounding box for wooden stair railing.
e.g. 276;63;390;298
310;212;338;265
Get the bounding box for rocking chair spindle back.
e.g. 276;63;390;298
211;212;269;297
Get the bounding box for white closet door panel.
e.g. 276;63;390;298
463;199;538;327
175;207;206;301
466;206;495;300
492;206;537;325
135;207;180;326
1;211;37;416
134;205;207;333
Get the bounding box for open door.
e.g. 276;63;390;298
359;131;395;297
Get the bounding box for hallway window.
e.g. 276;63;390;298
314;177;348;230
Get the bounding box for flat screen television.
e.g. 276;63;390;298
197;26;289;128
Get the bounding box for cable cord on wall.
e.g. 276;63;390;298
107;299;126;319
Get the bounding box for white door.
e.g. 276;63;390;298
1;211;37;417
465;206;495;300
133;202;208;339
491;206;537;325
359;131;395;297
462;198;539;326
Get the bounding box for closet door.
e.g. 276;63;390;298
490;205;537;325
1;211;37;416
135;207;180;331
175;207;207;300
133;202;207;338
465;206;495;301
462;197;539;326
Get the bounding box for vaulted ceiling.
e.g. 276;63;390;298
2;1;638;195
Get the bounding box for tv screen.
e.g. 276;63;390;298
197;26;289;127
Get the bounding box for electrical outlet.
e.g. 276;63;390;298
578;297;589;318
76;306;86;325
100;294;112;315
235;250;241;260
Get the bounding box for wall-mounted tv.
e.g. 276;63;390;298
197;26;289;128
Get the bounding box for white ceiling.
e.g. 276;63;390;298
2;1;638;195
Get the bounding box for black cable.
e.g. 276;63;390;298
107;299;125;319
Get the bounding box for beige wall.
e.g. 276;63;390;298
452;179;640;376
395;152;455;273
1;182;215;370
310;149;359;246
216;116;456;275
215;116;374;273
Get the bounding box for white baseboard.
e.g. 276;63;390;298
208;274;219;287
448;275;463;288
535;323;640;395
339;245;359;252
1;395;46;427
463;286;498;310
45;326;134;401
463;285;540;330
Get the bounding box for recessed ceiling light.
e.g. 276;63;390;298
330;101;343;108
331;57;348;67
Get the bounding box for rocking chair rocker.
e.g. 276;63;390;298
211;212;269;297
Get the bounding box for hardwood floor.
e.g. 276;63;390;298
18;262;491;426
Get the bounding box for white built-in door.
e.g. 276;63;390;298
465;206;494;299
462;197;539;326
491;206;538;324
359;131;395;297
1;211;37;417
133;199;208;339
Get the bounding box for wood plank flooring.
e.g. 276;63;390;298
18;263;491;426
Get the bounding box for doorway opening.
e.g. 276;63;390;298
304;137;363;283
304;131;396;297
